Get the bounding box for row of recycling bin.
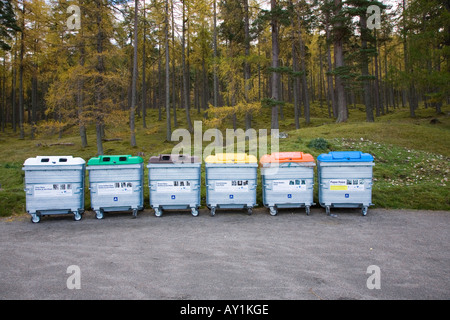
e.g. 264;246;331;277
23;151;374;223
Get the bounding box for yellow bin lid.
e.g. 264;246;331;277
205;153;258;164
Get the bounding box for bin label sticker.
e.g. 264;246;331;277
215;180;249;192
156;181;191;193
272;179;306;191
98;182;133;195
34;184;73;197
329;179;365;191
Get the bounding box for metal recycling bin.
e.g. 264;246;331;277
23;156;86;223
147;154;201;217
205;153;258;216
87;155;144;219
317;151;374;216
260;152;315;216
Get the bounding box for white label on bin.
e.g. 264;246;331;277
156;181;192;192
329;179;365;191
34;184;73;197
97;182;133;195
214;180;249;192
272;179;307;191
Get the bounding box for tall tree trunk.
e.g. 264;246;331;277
270;0;279;130
325;8;336;118
297;8;310;124
290;4;300;129
95;0;105;155
165;0;171;141
171;0;177;127
78;32;88;148
334;0;348;123
360;13;374;122
142;0;147;129
130;0;138;147
244;0;252;130
19;3;25;139
11;37;17;132
402;0;416;117
213;0;218;108
182;0;192;132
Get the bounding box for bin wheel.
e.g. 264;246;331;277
73;211;82;221
31;214;41;224
247;207;253;215
325;206;331;215
154;208;162;217
210;207;216;217
305;206;311;216
362;206;368;216
269;207;277;216
95;210;104;220
132;209;138;219
191;208;199;217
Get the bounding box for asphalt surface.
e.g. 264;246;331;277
0;207;449;300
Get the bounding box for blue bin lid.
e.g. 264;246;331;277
317;151;373;162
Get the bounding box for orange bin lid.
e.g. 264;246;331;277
260;152;315;164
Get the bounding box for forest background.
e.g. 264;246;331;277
0;0;448;216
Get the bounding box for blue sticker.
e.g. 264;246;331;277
113;197;118;201
171;195;176;200
229;194;234;199
345;194;349;198
287;194;292;198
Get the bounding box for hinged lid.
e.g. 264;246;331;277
23;156;85;166
205;153;257;164
317;151;373;162
260;152;315;164
87;155;143;165
148;154;200;164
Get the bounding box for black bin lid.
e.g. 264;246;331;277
149;154;200;164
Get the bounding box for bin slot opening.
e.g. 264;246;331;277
59;158;67;162
162;155;171;161
40;158;49;163
119;156;127;161
102;157;111;162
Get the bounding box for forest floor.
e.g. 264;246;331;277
0;102;449;217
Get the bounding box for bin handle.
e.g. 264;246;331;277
73;187;83;194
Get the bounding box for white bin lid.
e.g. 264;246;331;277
23;156;85;166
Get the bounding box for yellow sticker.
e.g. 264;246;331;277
330;185;348;191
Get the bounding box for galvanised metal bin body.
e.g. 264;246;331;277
260;152;315;216
205;153;258;216
317;151;374;216
147;154;201;217
87;155;144;219
23;156;86;223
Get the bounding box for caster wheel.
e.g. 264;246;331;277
132;209;138;219
95;210;104;220
362;206;368;216
325;206;331;215
31;214;41;224
73;211;82;221
154;208;162;217
247;208;253;215
305;206;311;216
191;208;199;217
210;207;216;217
269;207;277;216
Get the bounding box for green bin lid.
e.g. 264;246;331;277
87;155;143;165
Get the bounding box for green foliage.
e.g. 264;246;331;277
307;137;330;150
